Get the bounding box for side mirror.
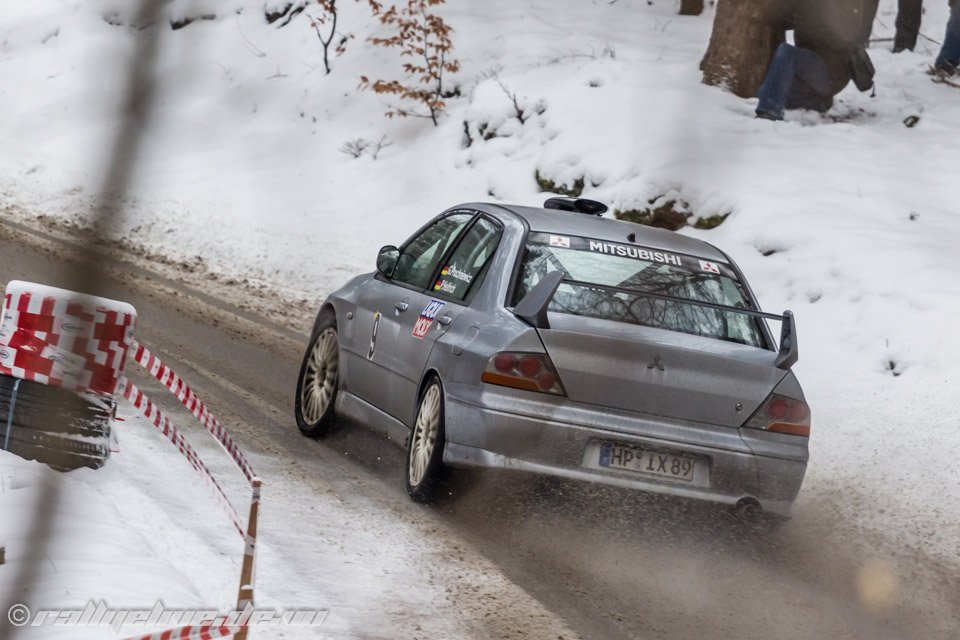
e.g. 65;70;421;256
775;311;798;370
376;245;400;278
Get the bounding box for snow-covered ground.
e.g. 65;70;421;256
1;0;959;626
0;404;576;640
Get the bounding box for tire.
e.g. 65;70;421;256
405;376;448;503
1;428;110;471
0;375;112;439
294;316;340;438
0;374;112;471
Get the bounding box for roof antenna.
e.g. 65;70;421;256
543;197;608;216
627;232;636;243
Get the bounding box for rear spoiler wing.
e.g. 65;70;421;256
511;274;798;370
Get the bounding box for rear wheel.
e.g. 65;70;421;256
295;317;339;437
405;377;447;503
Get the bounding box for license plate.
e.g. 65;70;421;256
598;443;695;482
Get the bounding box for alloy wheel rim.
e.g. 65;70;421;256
300;328;338;425
409;384;441;486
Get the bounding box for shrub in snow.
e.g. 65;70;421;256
535;170;585;198
360;0;460;126
614;192;730;231
340;135;392;159
533;154;597;199
265;2;307;26
693;211;731;229
341;137;369;157
166;0;243;30
462;78;546;147
170;14;216;31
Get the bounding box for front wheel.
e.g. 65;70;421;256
405;377;448;503
295;318;339;437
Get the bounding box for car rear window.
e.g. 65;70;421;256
513;233;765;347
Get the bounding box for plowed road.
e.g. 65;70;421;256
1;218;956;640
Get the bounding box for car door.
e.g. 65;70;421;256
380;215;504;424
350;212;474;418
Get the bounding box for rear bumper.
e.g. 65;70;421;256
442;383;808;518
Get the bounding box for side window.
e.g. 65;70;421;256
392;213;473;289
431;217;503;302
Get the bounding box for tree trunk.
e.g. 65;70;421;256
700;0;783;98
679;0;704;16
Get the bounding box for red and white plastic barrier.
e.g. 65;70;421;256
0;281;261;640
0;281;136;395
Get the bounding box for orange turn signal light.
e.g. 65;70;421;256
767;422;811;437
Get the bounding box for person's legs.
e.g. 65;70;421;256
893;0;923;52
786;80;833;114
756;43;798;120
792;48;832;97
786;47;833;112
935;2;960;73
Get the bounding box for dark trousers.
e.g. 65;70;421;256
937;1;960;67
756;43;833;120
894;0;923;51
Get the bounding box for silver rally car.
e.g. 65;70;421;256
295;198;810;519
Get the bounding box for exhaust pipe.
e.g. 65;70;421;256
733;497;763;522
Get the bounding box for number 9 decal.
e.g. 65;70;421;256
367;311;381;360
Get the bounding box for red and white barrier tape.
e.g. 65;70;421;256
125;624;236;640
0;282;262;639
117;365;261;640
119;378;244;538
129;340;255;484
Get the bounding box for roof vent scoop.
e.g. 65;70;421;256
543;197;608;216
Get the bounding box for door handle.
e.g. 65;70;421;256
438;314;454;326
395;300;409;312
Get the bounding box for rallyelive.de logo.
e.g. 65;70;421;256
6;601;328;633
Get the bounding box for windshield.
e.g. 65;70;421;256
514;232;766;347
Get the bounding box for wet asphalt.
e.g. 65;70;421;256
1;218;956;640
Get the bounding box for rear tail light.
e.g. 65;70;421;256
481;352;565;396
744;393;811;437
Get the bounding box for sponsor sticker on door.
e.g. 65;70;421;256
412;300;445;339
433;280;457;294
441;263;473;283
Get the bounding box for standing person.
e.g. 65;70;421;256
934;0;960;74
894;0;924;52
755;0;880;121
